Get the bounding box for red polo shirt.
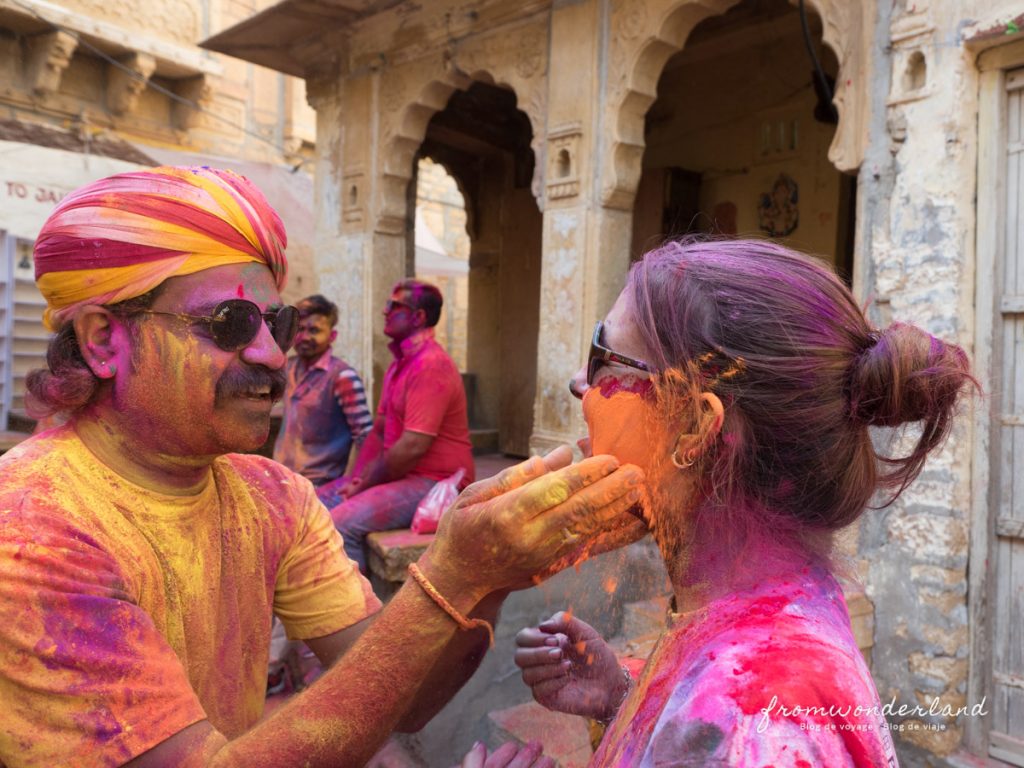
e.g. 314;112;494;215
379;329;475;484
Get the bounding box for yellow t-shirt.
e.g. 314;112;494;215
0;425;381;768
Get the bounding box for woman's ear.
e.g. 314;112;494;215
73;305;119;379
697;392;725;444
671;391;725;468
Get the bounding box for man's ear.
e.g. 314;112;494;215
413;308;428;329
329;329;338;345
73;305;121;379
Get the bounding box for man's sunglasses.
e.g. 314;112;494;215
587;320;652;386
127;299;299;353
385;298;415;314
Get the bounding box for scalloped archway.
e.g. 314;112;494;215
602;0;870;209
375;69;546;236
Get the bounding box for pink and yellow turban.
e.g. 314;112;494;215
34;165;288;331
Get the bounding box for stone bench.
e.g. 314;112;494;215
365;528;435;599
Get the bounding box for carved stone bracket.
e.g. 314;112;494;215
172;74;211;130
546;123;583;201
600;0;872;209
106;52;157;116
25;30;78;97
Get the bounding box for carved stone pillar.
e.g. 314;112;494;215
306;71;389;397
106;52;157;115
25;30;77;97
530;0;635;454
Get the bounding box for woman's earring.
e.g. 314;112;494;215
671;444;698;470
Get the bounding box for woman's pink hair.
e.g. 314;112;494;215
629;238;975;550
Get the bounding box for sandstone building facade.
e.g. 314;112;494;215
208;0;1024;764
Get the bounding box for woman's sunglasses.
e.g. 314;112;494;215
127;299;300;353
587;320;652;386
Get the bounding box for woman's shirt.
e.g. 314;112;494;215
592;565;899;767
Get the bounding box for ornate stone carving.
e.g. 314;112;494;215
343;166;366;225
546;123;583;201
71;0;199;46
886;5;934;106
601;0;872;208
172;75;211;130
809;0;873;172
515;30;545;79
620;1;648;40
107;52;157;116
25;30;78;97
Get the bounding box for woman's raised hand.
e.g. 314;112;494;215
514;611;629;722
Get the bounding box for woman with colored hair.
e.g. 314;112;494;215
514;238;974;766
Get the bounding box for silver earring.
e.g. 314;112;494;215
671;446;697;470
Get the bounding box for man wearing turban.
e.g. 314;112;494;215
0;166;643;767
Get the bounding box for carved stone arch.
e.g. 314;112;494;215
601;0;871;209
376;72;468;235
376;67;544;234
804;0;871;172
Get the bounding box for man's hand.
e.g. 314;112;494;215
457;740;554;768
514;611;627;721
337;476;363;500
419;446;644;599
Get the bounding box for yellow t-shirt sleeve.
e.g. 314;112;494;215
273;483;382;641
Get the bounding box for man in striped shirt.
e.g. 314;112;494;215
273;294;373;503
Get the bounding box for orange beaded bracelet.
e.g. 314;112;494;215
407;563;495;648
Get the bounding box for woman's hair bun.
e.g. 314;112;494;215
847;323;971;429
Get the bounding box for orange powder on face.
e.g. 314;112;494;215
582;376;705;580
582;381;667;475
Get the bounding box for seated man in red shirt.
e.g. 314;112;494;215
322;279;474;571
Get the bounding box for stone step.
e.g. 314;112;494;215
366;737;427;768
487;701;593;768
366;529;434;583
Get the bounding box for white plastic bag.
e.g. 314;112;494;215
410;468;466;534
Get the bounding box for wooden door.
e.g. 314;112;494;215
990;66;1024;766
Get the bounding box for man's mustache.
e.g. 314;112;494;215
215;366;286;403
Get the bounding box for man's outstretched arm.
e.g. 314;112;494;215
126;449;644;768
305;586;502;733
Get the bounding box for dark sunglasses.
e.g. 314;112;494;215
128;299;299;353
587;320;652;386
384;298;415;314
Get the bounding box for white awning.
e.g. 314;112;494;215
414;209;468;277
